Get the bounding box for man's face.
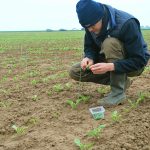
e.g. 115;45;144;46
87;20;102;34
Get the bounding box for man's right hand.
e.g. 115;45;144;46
81;57;94;71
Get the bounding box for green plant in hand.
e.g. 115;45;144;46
87;125;106;139
85;65;90;71
111;111;121;122
74;138;93;150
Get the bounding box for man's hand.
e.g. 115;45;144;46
81;57;94;70
90;63;115;74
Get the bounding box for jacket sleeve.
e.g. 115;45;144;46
84;29;100;62
113;19;149;74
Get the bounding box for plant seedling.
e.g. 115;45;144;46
66;99;81;109
143;66;150;74
97;87;110;96
78;95;90;103
47;91;52;96
74;138;93;150
27;117;38;125
53;84;64;92
0;101;11;108
12;125;26;135
128;92;148;109
87;125;106;139
32;95;38;101
111;111;121;123
42;77;49;83
31;79;38;86
86;65;90;71
65;82;72;90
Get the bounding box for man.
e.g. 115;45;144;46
69;0;150;107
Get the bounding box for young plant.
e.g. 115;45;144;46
47;91;52;96
74;138;93;150
78;95;90;103
87;125;106;139
31;79;38;86
0;101;11;108
65;82;72;90
12;125;26;135
32;95;38;101
97;87;110;96
66;99;81;109
143;66;150;74
59;72;68;78
85;65;91;72
53;84;63;92
27;117;38;125
111;111;121;123
42;77;49;83
128;92;149;109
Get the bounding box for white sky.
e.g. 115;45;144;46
0;0;149;31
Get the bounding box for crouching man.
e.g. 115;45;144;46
69;0;150;107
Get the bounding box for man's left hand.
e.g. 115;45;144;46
90;63;115;74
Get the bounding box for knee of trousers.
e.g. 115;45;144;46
101;37;125;63
69;63;81;81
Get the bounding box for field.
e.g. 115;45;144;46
0;30;150;150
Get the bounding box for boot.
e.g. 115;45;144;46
124;77;132;92
97;72;127;107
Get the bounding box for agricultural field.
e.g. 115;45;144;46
0;30;150;150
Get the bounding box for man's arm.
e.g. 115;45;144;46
84;29;100;62
113;19;149;74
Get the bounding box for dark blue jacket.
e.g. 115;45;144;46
84;4;150;73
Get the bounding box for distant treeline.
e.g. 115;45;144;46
47;26;150;32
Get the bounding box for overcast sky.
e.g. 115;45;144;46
0;0;149;31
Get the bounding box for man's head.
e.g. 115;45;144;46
76;0;104;34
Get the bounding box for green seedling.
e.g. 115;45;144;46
48;66;57;71
87;125;106;139
31;79;38;86
128;92;149;109
67;99;81;109
1;76;8;82
59;72;68;78
42;77;49;83
97;87;110;95
27;117;38;125
0;89;10;95
52;112;60;119
8;69;12;74
0;101;11;108
12;125;26;135
78;95;90;103
47;91;52;96
143;66;150;74
28;70;39;77
65;82;72;90
13;76;17;82
32;95;38;101
111;111;121;122
53;84;64;92
74;138;93;150
85;65;90;71
47;74;58;80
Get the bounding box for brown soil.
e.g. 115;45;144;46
0;50;150;150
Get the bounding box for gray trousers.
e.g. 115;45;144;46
69;37;144;85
